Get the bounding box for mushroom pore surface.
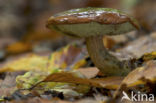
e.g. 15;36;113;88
49;22;136;37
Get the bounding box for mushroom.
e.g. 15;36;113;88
46;7;139;76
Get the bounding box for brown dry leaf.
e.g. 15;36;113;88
42;72;101;87
77;67;99;79
93;77;123;89
38;72;123;90
0;71;25;98
122;60;156;87
0;87;15;97
8;97;100;103
6;42;32;54
9;97;71;103
75;98;99;103
113;60;156;99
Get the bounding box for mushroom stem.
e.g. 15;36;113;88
86;36;130;76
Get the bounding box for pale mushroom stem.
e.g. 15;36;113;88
86;36;130;76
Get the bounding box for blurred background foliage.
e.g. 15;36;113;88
0;0;156;55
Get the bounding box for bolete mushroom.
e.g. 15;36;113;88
46;7;139;76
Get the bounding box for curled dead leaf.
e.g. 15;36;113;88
123;60;156;87
36;71;123;90
114;60;156;98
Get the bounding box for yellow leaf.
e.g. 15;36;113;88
6;42;32;54
71;59;87;70
16;70;90;97
48;45;87;71
141;51;156;62
0;54;48;72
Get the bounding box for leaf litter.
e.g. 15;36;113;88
1;37;156;103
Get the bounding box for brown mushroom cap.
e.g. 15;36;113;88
46;8;139;37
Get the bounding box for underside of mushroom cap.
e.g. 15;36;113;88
46;7;139;37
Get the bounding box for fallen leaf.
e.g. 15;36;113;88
77;67;99;79
122;60;156;87
114;60;156;99
140;51;156;62
0;54;49;72
16;70;90;98
9;97;72;103
48;44;87;71
0;71;25;99
40;71;123;89
6;42;32;54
